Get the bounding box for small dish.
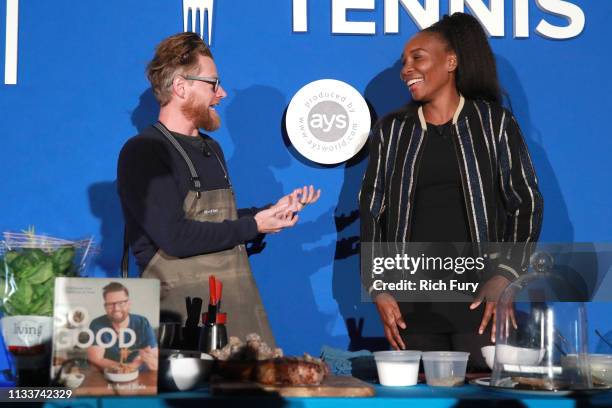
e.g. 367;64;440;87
481;345;495;370
104;368;139;383
159;349;214;391
373;350;421;387
422;351;469;387
64;372;85;388
494;345;545;366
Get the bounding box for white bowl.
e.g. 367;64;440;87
494;344;545;366
64;372;85;388
481;345;495;370
159;351;214;391
104;368;139;383
373;351;421;387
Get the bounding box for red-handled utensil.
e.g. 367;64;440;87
216;280;222;304
207;275;217;324
215;280;223;321
209;276;217;305
202;312;227;325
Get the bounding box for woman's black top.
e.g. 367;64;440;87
410;122;470;242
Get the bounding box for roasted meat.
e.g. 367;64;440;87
256;356;329;385
211;333;329;385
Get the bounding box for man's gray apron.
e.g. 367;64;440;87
133;122;275;347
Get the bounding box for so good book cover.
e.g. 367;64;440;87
51;277;160;396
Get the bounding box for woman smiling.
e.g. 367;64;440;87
360;13;543;370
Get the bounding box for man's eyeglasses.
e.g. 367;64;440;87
183;75;221;92
104;299;129;309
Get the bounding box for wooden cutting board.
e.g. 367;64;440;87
212;375;375;397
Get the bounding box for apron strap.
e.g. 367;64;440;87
121;225;129;278
122;122;205;278
154;122;203;196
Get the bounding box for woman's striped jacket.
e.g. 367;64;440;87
359;96;543;292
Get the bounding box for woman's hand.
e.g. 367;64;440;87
469;275;517;342
374;292;407;350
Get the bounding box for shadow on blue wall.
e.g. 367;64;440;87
225;86;337;352
496;55;573;242
224;85;402;352
328;60;410;351
364;59;410;121
132;88;160;133
498;58;609;343
333;150;388;351
88;181;123;277
225;86;290;207
86;89;160;278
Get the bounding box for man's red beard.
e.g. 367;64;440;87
181;94;221;132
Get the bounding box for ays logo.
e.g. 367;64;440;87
308;100;349;143
286;79;370;165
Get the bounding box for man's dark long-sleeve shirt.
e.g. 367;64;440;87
117;125;260;271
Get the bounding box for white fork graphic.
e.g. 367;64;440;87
4;0;19;84
183;0;214;45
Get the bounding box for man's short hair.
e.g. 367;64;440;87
147;32;214;106
103;282;129;299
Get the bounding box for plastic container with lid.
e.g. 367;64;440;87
422;351;469;387
373;350;422;386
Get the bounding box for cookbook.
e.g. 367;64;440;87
51;277;160;395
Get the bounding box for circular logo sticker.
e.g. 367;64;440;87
286;79;371;165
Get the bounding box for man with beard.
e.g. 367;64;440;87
117;33;320;346
88;282;158;371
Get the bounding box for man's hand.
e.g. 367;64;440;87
126;356;142;371
254;205;299;234
469;275;517;342
138;347;158;370
374;292;406;350
276;185;321;213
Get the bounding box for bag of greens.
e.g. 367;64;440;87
0;230;95;385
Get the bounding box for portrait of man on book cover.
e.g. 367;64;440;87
87;282;158;372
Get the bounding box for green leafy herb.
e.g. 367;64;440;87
0;247;76;316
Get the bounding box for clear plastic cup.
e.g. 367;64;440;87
373;350;422;386
422;351;469;387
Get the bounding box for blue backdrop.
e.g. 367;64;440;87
1;0;610;355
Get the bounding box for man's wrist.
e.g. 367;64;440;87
243;215;260;238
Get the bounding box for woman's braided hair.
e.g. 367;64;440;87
424;12;502;104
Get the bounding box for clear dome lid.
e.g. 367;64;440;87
490;251;599;391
